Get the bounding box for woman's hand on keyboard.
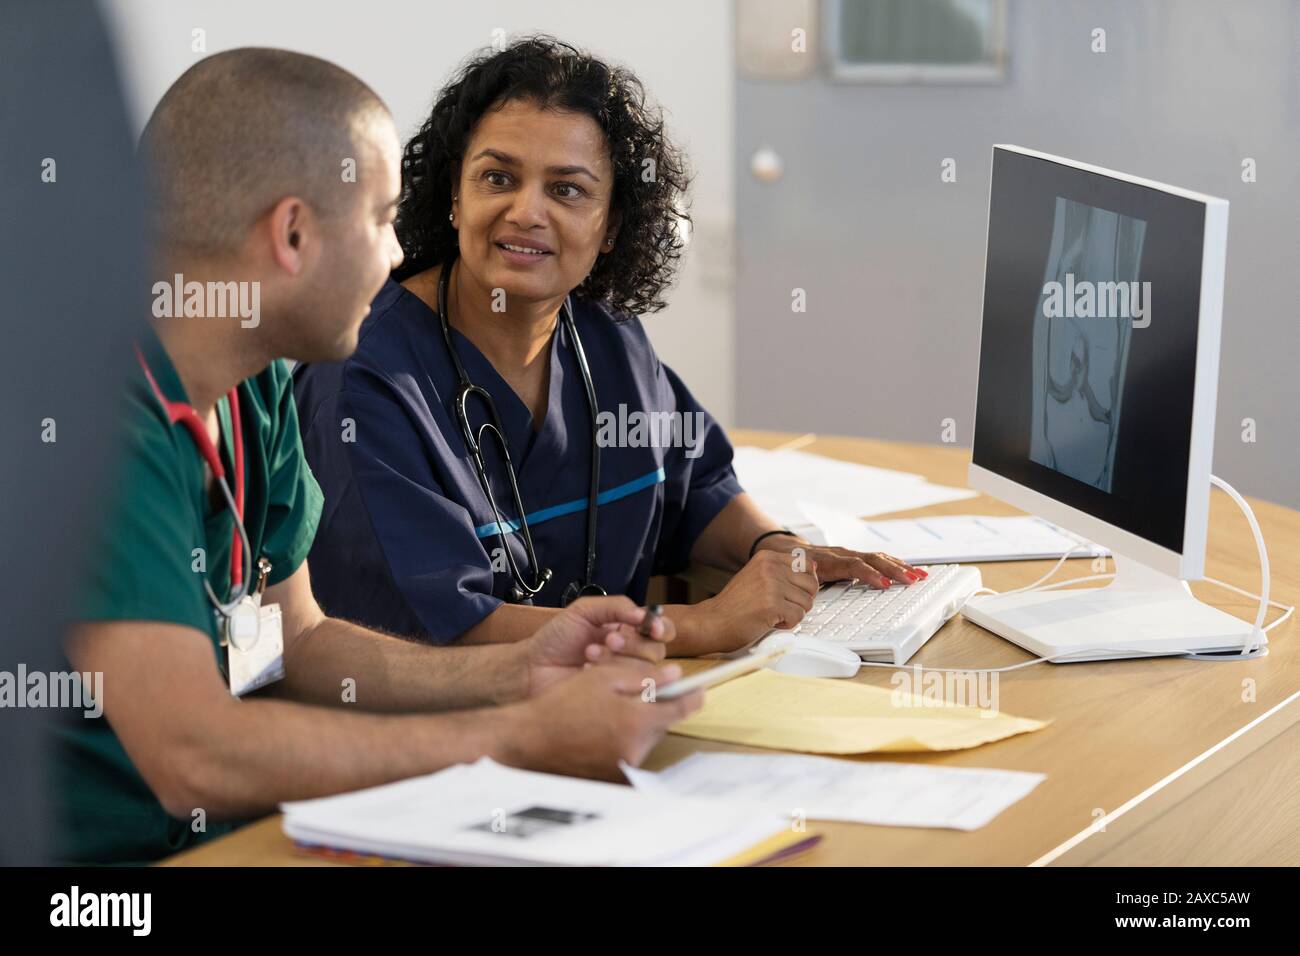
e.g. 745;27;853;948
754;538;926;590
675;549;821;654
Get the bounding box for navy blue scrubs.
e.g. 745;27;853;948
293;277;742;643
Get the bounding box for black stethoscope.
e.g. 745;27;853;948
437;257;605;605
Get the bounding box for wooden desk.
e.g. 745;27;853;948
164;430;1300;867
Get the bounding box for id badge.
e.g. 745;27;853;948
227;599;284;697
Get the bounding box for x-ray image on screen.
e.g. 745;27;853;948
1029;197;1147;492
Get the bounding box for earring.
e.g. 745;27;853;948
448;212;454;223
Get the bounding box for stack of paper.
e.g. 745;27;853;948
731;446;976;528
669;669;1048;754
281;758;808;867
796;508;1109;564
624;752;1044;831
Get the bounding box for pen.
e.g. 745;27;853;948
639;603;663;638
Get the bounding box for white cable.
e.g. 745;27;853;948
1204;576;1293;633
859;474;1291;675
858;648;1169;675
1207;474;1270;656
990;542;1088;595
1019;572;1115;592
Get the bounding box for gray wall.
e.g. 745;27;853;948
736;0;1300;510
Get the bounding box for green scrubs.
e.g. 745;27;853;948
55;328;323;864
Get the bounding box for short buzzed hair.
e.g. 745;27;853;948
141;48;388;253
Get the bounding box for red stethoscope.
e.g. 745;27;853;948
134;345;254;621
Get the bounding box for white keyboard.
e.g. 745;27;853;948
787;565;983;664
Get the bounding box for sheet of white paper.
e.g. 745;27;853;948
732;446;926;489
626;752;1045;831
784;480;977;519
732;446;976;521
796;507;1108;563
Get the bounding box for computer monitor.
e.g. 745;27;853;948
964;145;1255;661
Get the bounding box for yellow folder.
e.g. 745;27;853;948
669;669;1048;753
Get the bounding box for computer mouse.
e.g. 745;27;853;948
754;632;862;679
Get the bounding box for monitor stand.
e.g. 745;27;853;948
962;553;1261;662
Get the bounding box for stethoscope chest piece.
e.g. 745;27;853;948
561;581;609;606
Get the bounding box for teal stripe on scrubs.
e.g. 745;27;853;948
475;466;667;538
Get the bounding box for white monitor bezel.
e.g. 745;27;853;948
967;145;1229;580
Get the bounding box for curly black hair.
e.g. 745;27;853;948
393;35;691;316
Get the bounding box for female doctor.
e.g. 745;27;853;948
294;36;924;655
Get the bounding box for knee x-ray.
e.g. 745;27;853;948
1029;197;1147;493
